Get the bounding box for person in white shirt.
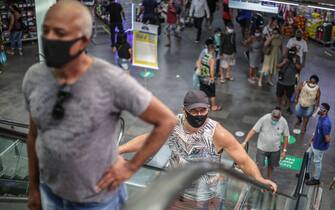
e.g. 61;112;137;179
189;0;210;43
242;107;289;178
286;29;308;67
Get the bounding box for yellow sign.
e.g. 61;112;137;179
132;22;158;69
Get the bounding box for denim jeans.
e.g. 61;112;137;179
307;146;326;180
9;31;23;50
40;183;127;210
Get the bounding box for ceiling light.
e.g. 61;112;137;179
264;0;299;6
307;5;335;11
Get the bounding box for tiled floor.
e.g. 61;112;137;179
0;8;334;209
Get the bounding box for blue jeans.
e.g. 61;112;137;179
9;31;23;50
306;146;326;180
40;183;127;210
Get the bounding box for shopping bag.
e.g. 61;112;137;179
0;50;7;65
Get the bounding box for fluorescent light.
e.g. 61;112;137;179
307;5;335;11
264;0;299;6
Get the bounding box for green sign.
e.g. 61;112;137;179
265;155;302;171
279;156;302;171
280;135;296;144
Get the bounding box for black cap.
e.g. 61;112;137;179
321;103;330;111
184;90;210;111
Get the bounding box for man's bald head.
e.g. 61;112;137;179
45;0;93;38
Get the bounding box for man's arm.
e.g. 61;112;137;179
213;124;277;191
281;135;288;159
277;58;287;69
242;129;256;147
27;116;42;210
8;14;14;32
96;97;176;191
118;133;149;154
204;1;210;19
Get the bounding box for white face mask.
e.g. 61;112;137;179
254;33;261;37
227;28;234;33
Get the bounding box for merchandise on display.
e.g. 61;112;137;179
0;0;37;43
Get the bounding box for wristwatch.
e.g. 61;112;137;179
283;149;287;152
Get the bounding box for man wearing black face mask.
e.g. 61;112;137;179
286;29;308;68
119;90;277;209
276;47;302;114
22;1;176;210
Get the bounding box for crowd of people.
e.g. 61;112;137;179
18;0;333;210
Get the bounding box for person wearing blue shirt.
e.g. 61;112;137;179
306;103;332;185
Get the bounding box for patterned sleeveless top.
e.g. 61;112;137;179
167;114;221;201
199;52;213;78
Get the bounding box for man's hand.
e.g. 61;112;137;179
280;151;286;160
241;142;247;148
27;188;42;210
96;155;136;192
258;178;278;193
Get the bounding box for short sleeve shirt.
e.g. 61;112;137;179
22;57;152;203
286;37;308;63
313;116;332;151
253;114;290;152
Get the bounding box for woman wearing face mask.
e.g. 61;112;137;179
259;28;282;87
244;28;264;84
294;75;321;134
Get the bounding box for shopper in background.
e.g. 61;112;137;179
244;28;264;85
141;0;159;24
7;4;23;56
222;0;231;26
116;32;132;73
286;29;308;68
189;0;210;43
220;23;236;82
306;103;332;185
165;0;181;47
108;0;125;53
243;107;289;179
294;75;321;134
196;41;221;111
262;17;278;39
23;1;176;210
276;46;302;114
259;28;283;87
206;0;217;30
235;9;252;40
120;90;277;209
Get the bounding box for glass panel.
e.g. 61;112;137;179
164;171;291;210
0;135;28;197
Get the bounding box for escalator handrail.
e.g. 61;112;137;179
122;161;296;210
0;196;27;203
0;118;28;129
292;150;310;210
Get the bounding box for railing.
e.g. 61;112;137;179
122;161;296;210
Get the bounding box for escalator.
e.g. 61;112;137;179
0;118;323;210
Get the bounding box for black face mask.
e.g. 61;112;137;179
185;111;207;128
296;36;302;41
42;36;85;68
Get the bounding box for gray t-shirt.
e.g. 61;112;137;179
253;114;289;152
22;57;152;203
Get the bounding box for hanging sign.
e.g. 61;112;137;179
229;0;279;14
132;22;159;70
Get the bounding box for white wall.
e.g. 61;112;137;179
34;0;56;62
